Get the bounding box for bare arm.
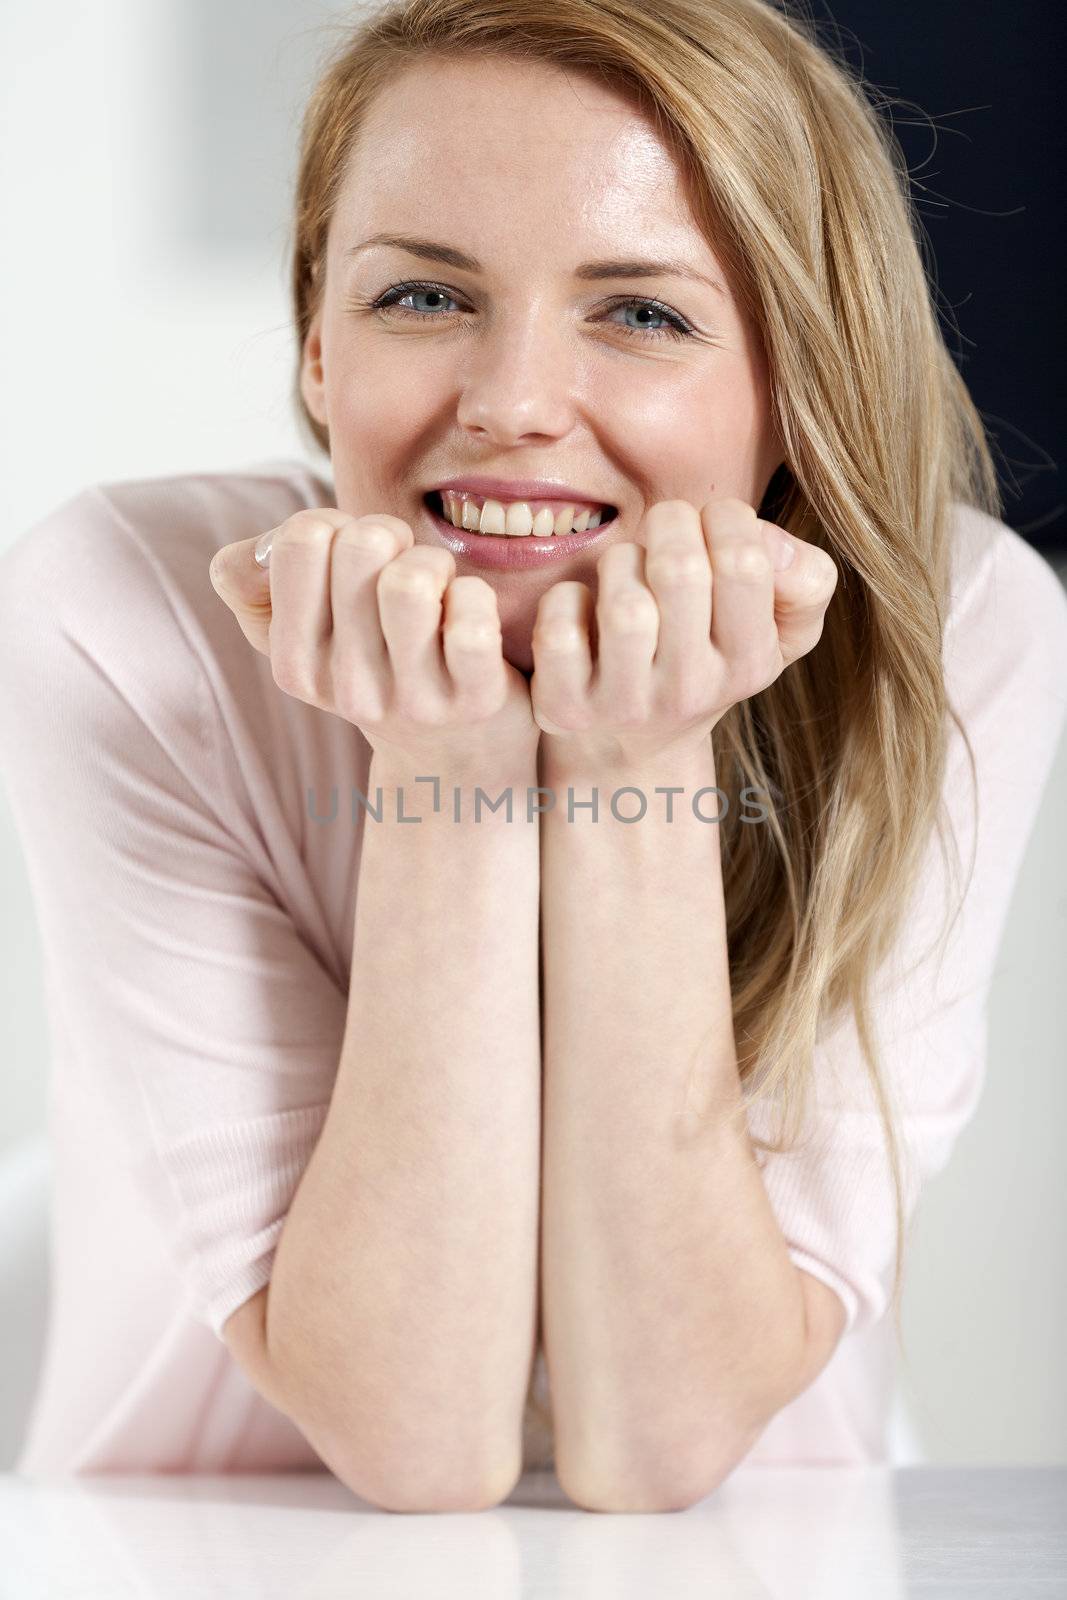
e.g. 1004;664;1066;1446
538;738;838;1512
208;508;545;1510
265;745;541;1509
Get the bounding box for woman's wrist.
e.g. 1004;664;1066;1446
369;735;541;798
538;729;717;791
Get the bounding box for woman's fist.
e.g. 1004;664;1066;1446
209;508;538;772
530;497;839;772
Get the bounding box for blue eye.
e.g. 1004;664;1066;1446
374;283;456;318
368;281;695;341
603;298;692;340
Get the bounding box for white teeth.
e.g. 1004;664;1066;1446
479;499;507;536
439;493;607;537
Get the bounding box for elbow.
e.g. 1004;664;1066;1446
251;1284;527;1511
315;1423;524;1514
555;1430;756;1514
556;1414;764;1510
263;1337;524;1511
353;1454;523;1515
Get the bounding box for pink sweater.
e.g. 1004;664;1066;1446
2;460;1065;1477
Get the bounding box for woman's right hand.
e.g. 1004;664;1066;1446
208;508;539;774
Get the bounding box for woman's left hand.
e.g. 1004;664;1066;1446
530;496;839;769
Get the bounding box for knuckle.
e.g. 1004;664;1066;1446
533;621;585;653
603;592;658;632
714;540;773;581
645;547;708;587
386;547;454;585
447;620;501;650
335;519;396;556
282;510;339;546
379;561;443;601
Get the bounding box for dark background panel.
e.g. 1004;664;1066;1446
815;0;1065;550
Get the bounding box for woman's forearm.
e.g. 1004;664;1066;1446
267;744;541;1505
538;736;808;1509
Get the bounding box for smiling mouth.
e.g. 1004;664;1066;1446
423;490;618;538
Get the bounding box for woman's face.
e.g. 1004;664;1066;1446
301;54;784;674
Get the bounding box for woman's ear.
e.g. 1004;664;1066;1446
300;308;328;429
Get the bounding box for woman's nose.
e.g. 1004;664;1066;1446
453;322;581;443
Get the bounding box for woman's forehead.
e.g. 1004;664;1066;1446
339;56;692;221
332;61;726;292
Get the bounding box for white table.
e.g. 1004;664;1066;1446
1;1466;1062;1596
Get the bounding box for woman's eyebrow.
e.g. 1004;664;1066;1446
346;232;727;297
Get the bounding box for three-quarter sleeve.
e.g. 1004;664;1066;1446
0;487;347;1339
746;516;1067;1337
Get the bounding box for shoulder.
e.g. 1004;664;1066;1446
944;501;1067;730
0;458;336;703
946;500;1067;653
931;504;1067;950
0;457;334;620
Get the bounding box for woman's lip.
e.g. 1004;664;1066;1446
421;496;617;571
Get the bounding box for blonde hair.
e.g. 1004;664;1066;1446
288;0;999;1437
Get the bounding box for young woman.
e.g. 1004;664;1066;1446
3;0;1065;1512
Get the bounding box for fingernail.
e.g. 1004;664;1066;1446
765;524;796;570
254;528;275;566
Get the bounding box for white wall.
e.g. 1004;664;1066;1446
1;0;1065;1467
0;0;338;537
898;715;1067;1464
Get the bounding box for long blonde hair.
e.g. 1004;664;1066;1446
287;0;999;1418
